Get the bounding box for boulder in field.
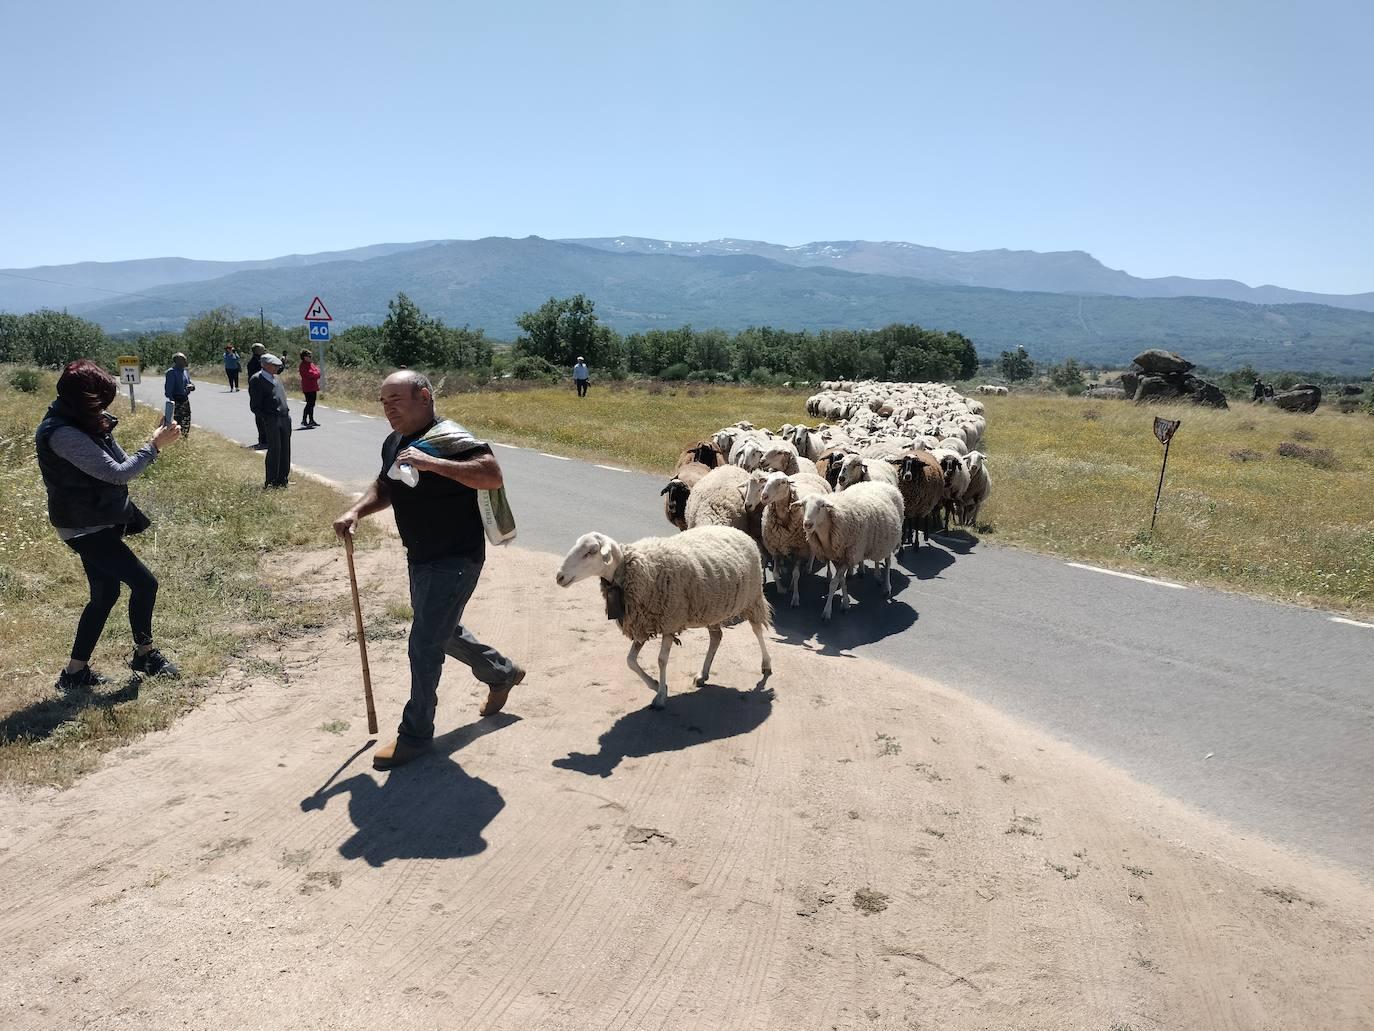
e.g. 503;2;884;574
1084;386;1128;400
1119;370;1140;396
1188;382;1229;408
1133;349;1195;375
1273;386;1322;413
1134;375;1183;403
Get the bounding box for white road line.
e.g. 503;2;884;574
492;442;520;449
539;453;571;461
1330;617;1374;629
332;408;353;414
594;464;630;472
1065;562;1187;590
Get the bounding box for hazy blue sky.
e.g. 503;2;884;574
2;0;1369;292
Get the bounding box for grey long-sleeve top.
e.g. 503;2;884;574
47;427;158;540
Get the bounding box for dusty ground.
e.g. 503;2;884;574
1;542;1370;1030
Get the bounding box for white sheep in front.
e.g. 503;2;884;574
554;528;773;709
801;481;904;620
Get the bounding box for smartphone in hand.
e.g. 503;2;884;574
163;401;175;426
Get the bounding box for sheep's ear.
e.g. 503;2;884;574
737;483;748;500
599;542;614;562
659;483;672;496
789;500;804;513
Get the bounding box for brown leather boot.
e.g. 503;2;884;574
480;665;526;717
372;738;431;770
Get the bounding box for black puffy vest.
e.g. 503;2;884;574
34;400;131;529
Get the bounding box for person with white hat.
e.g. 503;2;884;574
249;353;292;488
572;356;590;398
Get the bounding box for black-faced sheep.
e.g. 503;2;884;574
660;461;710;531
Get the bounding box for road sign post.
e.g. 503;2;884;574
117;355;141;413
1150;416;1181;532
304;298;332;390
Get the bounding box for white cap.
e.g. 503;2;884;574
261;353;284;368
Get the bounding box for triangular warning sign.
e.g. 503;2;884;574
303;296;332;321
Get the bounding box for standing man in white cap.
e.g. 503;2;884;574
572;356;590;398
249;353;292;488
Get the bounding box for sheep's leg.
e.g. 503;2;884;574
697;626;723;686
752;619;773;674
821;564;843;621
840;565;853;611
883;555;893;599
789;558;802;608
652;635;674;709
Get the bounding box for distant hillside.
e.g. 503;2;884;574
0;241;443;312
69;237;1374;372
566;237;1374;312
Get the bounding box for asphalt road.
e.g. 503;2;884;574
138;378;1374;875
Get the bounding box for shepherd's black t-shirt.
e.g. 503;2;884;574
379;422;491;564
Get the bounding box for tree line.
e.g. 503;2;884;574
0;292;981;385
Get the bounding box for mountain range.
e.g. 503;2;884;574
3;236;1372;372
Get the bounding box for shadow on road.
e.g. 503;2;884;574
771;567;919;655
895;544;956;580
299;714;519;867
553;681;773;778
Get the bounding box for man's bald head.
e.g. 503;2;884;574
380;370;437;434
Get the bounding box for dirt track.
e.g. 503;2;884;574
2;542;1371;1030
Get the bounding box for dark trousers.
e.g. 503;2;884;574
576;378;588;397
302;392;317;425
254;413;266;448
401;555;516;744
263;415;292;486
226;369;240;390
65;528;158;662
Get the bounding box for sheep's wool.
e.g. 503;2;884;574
602;526;771;642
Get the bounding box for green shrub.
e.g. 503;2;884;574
7;368;42;393
511;354;560;381
660;362;690;381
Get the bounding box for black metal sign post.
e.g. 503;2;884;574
1151;416;1181;531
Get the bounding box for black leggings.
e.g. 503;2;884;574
65;528;159;662
227;368;240;389
303;391;317;424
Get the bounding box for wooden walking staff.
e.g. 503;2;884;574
1150;416;1182;532
343;532;379;734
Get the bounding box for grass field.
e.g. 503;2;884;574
314;371;1374;617
0;372;373;787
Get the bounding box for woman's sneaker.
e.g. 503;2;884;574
130;649;180;679
56;666;109;691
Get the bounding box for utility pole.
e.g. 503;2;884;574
259;307;266;344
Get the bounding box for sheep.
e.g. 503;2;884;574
837;453;901;491
729;435;766;471
759;471;831;607
937;436;969;456
676;440;725;470
786;424;824;460
554;527;773;709
685;463;750;532
800;482;904;619
814;446;854;489
930;447;972;530
660;461;710;531
761;440;820;478
890;450;944;548
958;450;992;526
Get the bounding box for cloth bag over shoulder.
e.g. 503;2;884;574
385;419;517;546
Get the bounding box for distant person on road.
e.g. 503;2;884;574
573;356;589;398
332;370;524;771
223;344;242;391
35;359;184;689
250;353;292;488
163;352;195;438
247;344;267;447
298;349;321;429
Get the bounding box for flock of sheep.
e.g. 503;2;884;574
556;380;993;708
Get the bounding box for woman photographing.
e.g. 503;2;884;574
34;359;184;689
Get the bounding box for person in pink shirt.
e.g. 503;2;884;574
298;350;321;429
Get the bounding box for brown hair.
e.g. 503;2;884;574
56;359;118;436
